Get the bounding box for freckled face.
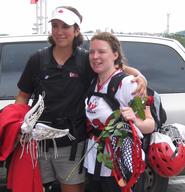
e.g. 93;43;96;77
89;39;118;75
51;19;79;48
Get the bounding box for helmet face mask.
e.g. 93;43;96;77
160;123;185;145
148;123;185;177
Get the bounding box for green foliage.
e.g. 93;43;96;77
97;110;128;169
97;152;113;169
96;96;147;169
165;33;185;48
129;96;146;120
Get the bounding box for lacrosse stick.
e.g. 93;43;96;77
65;120;132;181
19;94;76;163
19;94;45;163
104;120;144;192
122;120;145;191
33;123;76;159
21;94;44;134
33;123;75;141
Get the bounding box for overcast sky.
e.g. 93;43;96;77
0;0;184;35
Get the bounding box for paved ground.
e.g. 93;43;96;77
1;167;185;192
166;176;185;192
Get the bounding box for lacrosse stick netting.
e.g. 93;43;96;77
21;94;44;135
20;94;45;166
110;121;145;192
20;94;75;163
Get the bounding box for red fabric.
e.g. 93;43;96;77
7;142;43;192
30;0;39;4
0;103;43;192
0;104;30;161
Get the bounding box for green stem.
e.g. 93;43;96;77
65;132;104;181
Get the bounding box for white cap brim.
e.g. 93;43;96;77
49;7;81;26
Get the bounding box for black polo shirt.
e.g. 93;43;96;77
18;46;94;127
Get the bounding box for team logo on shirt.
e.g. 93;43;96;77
87;98;97;113
69;72;79;77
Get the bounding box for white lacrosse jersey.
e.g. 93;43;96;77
84;71;137;176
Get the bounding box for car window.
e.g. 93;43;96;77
0;39;185;100
81;40;185;93
0;41;49;99
121;42;185;93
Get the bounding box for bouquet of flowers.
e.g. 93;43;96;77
96;95;154;190
97;95;154;168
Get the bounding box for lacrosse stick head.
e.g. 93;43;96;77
21;94;44;134
121;121;145;189
148;124;185;177
111;120;145;190
33;123;75;141
96;111;144;190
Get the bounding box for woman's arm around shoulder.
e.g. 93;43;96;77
123;65;147;96
117;75;155;134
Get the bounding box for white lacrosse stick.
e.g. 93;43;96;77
21;94;75;142
21;95;44;134
33;123;75;141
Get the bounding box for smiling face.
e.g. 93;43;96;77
51;19;79;49
89;39;118;76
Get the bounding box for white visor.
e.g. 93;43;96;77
49;7;81;26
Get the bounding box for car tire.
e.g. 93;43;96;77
134;164;169;192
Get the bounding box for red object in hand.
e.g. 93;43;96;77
146;96;154;106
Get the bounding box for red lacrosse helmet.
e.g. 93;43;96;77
148;124;185;177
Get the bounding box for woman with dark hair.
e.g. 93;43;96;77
15;6;147;192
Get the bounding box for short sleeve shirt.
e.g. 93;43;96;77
84;72;137;176
17;46;95;122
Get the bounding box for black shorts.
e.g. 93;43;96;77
86;173;121;192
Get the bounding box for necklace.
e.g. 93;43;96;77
97;70;117;92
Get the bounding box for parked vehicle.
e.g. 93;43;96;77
0;34;185;192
